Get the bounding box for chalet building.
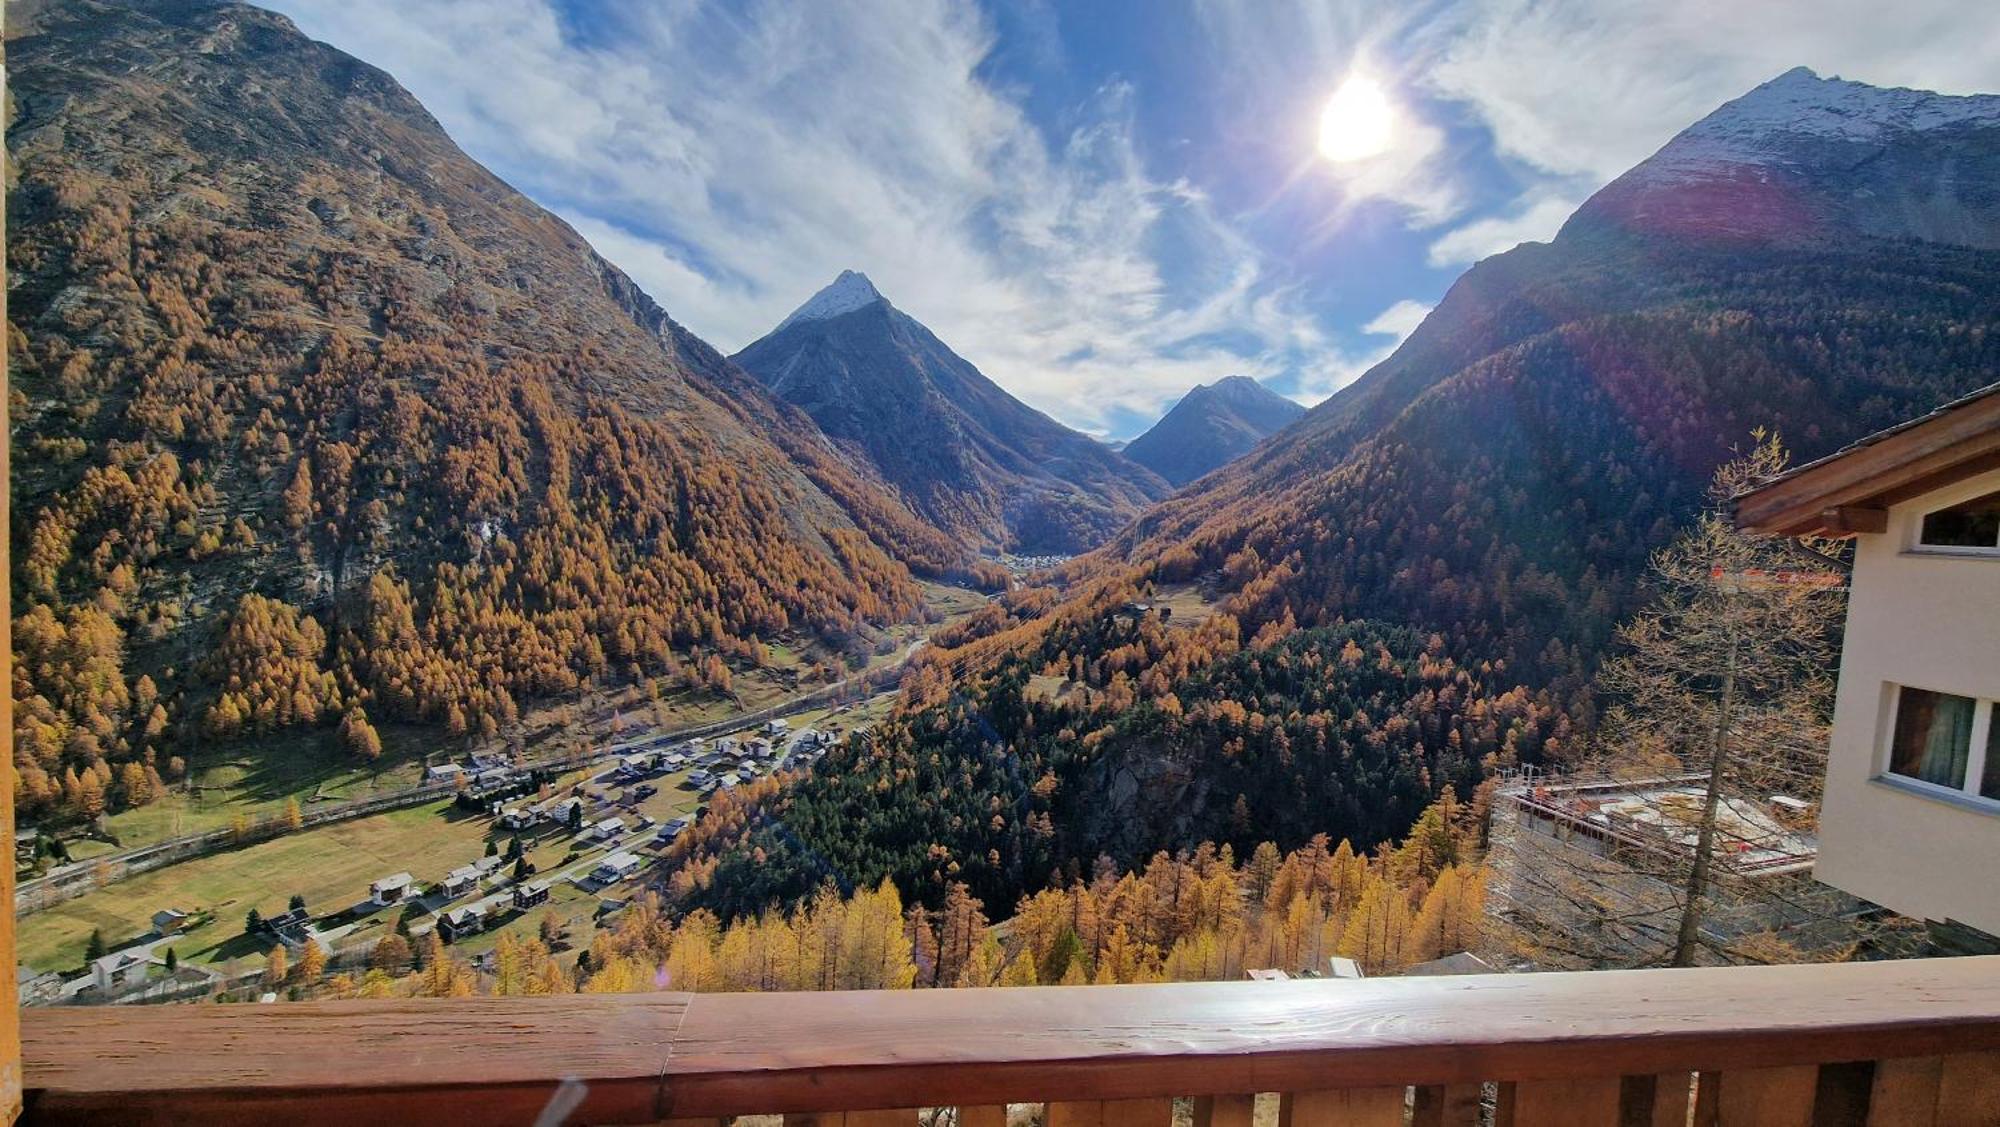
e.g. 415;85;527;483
591;852;643;884
438;906;485;942
1736;382;2000;946
512;881;551;911
439;866;483;900
90;950;151;994
150;908;191;936
369;872;414;907
258;907;314;950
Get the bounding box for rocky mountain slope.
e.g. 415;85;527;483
1122;375;1305;486
732;272;1170;554
1573;67;2000;248
695;70;2000;913
5;0;961;816
1104;68;2000;685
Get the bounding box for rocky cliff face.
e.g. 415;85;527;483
732;272;1169;554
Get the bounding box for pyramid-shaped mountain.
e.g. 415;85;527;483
732;273;1169;553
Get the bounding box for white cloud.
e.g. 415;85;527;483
1426;192;1581;267
265;0;2000;432
1283;295;1432;405
269;0;1352;437
1361;298;1432;341
1422;0;2000;211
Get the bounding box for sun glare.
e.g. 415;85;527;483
1318;74;1396;163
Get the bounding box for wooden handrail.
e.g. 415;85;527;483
21;957;2000;1125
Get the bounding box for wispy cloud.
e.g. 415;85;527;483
269;0;1997;430
1418;0;2000;262
271;0;1370;435
1425;192;1579;267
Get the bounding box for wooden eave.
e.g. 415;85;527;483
1733;382;2000;538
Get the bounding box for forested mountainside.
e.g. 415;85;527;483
5;0;967;818
733;272;1170;554
1123;375;1306;486
676;70;2000;920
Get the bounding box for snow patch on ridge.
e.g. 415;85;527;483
1640;67;2000;183
774;270;887;332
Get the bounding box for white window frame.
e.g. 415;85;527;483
1909;481;2000;557
1879;683;2000;810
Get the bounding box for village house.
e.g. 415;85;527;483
438;865;483;900
1735;382;2000;948
425;763;466;785
591;851;643;884
512;881;551;911
259;907;314;949
585;816;627;842
90;950;151;994
370;872;414;907
150;908;191;936
438;906;485;942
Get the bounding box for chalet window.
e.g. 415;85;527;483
1888;687;1976;789
1917;488;2000;549
1986;713;2000;802
1886;686;2000;805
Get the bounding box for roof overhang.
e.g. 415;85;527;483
1734;382;2000;538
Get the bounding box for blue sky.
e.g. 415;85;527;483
272;0;1997;440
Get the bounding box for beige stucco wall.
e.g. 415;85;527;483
1818;466;2000;934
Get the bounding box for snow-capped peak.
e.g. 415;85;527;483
775;270;887;332
1643;67;2000;180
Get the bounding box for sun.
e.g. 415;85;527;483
1317;74;1396;163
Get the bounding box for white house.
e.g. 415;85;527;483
425;764;466;784
370;872;414;907
92;950;151;993
439;865;482;899
1736;383;2000;944
586;817;627;842
591;851;643;884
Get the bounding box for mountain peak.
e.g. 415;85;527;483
1124;375;1304;486
1564;69;2000;249
1669;67;2000;163
775;270;888;332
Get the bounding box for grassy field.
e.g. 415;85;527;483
94;726;439;852
19;797;504;972
1152;582;1219;627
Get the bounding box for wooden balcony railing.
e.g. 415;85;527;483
19;956;2000;1126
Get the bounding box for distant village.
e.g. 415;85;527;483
30;719;844;1007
